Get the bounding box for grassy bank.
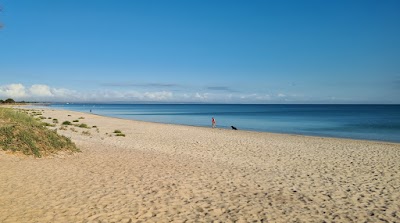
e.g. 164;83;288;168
0;107;80;157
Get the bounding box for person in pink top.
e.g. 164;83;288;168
211;117;216;128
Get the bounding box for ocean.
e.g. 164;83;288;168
49;104;400;143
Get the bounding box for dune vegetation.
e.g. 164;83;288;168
0;107;80;157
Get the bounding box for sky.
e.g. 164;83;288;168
0;0;399;103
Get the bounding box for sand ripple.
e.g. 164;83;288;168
1;108;399;222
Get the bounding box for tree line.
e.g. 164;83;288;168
0;98;43;104
0;98;16;104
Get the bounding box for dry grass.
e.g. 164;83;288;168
59;126;68;131
82;130;91;136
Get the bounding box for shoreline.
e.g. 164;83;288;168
23;104;400;145
1;106;400;222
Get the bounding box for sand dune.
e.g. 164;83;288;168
1;107;399;222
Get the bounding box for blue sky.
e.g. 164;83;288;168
0;0;399;103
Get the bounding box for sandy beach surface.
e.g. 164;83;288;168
1;107;400;222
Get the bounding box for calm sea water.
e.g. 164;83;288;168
49;104;400;142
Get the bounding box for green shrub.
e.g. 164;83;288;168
116;133;125;137
114;130;122;133
72;120;79;122
42;122;55;127
77;123;89;128
62;121;72;125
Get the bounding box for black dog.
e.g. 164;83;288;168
231;126;238;130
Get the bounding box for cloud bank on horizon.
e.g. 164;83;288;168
0;83;309;103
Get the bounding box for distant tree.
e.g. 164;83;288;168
4;98;15;104
0;99;4;104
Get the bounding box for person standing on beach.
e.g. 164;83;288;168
212;117;216;128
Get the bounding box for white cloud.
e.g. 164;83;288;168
0;83;27;98
0;84;22;98
0;83;306;103
0;83;76;101
29;85;53;97
194;92;208;100
278;93;286;97
50;88;77;98
143;91;173;100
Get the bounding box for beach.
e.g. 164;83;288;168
1;107;399;222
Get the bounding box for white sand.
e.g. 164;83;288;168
1;107;399;222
